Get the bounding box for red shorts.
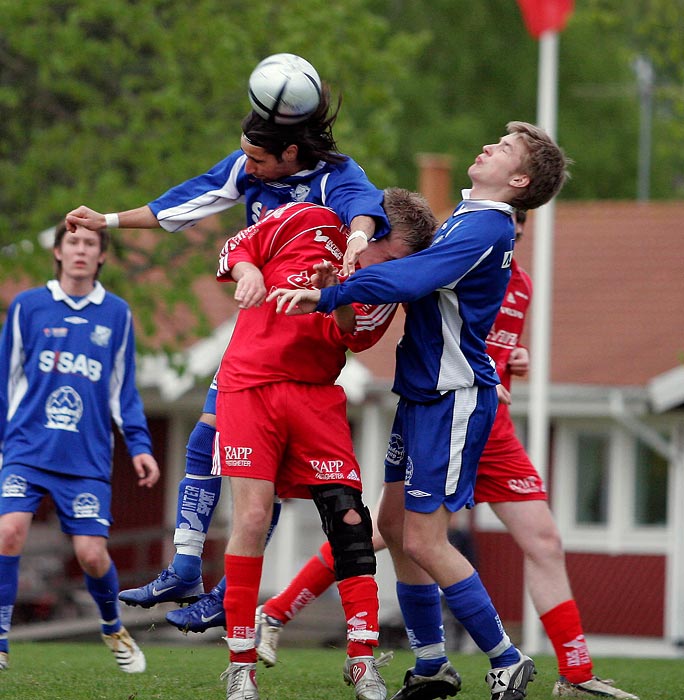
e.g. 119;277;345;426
473;411;547;503
213;382;363;499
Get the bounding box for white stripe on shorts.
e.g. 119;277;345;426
446;386;479;495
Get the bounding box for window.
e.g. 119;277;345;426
634;438;668;525
575;432;610;524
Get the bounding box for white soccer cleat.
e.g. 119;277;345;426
485;651;536;700
102;626;146;673
221;662;259;700
0;651;8;671
343;653;392;700
255;605;283;667
553;676;639;699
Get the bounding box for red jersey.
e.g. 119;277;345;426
485;258;532;393
216;202;397;391
476;259;546;502
483;258;532;443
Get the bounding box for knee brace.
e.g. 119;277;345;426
310;485;375;580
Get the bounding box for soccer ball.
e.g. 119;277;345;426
248;53;322;125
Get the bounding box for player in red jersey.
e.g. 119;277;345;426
215;189;437;700
255;211;639;700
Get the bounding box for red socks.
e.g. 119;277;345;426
337;575;380;659
224;553;263;664
540;599;593;683
263;541;336;623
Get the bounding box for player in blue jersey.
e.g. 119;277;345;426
0;221;160;674
270;121;571;700
64;76;391;612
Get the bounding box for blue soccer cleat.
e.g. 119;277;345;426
165;582;226;633
118;566;204;608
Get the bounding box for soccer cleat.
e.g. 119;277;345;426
485;652;536;700
221;662;259;700
165;582;225;633
102;626;146;673
118;565;204;608
255;604;284;667
344;653;393;700
553;676;639;699
0;651;8;671
389;661;462;700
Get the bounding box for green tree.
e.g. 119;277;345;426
0;0;425;343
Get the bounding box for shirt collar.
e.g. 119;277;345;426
455;189;514;217
47;279;106;310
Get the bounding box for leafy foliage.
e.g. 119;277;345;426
1;0;683;336
0;0;423;331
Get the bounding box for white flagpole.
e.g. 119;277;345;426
523;29;559;655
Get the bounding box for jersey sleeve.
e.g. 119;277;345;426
109;308;153;457
322;159;390;240
216;216;275;281
319;215;505;310
337;303;399;353
148;150;246;232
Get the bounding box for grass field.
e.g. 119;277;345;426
2;641;679;699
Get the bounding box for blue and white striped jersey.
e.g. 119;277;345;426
148;149;390;237
0;281;153;481
316;195;515;402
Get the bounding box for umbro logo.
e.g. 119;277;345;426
407;489;431;498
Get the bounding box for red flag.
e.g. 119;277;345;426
517;0;574;38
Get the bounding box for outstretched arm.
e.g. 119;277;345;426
65;205;159;232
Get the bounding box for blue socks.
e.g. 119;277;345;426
442;571;519;668
172;421;221;578
0;554;20;653
85;563;121;635
396;581;448;677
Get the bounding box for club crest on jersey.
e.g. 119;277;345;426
45;386;83;432
286;270;312;288
90;324;112;347
2;474;28;498
72;492;101;519
291;184;311;202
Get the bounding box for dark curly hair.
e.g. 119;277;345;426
241;83;346;168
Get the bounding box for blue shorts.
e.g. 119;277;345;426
202;370;218;414
384;386;498;514
0;464;112;537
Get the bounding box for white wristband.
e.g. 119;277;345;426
104;213;120;229
348;229;369;244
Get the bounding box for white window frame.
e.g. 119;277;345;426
553;418;668;554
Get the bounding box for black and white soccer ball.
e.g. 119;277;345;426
248;53;322;125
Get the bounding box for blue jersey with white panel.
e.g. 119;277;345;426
316;194;515;402
0;281;153;482
148;149;390;236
